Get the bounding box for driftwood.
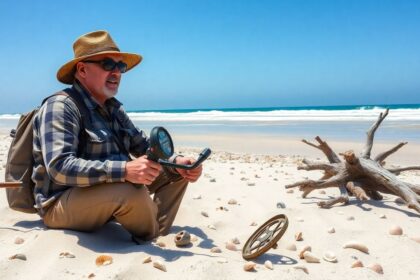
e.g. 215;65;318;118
285;109;420;213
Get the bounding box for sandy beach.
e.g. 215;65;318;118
0;131;419;280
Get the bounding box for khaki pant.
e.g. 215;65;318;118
43;172;188;240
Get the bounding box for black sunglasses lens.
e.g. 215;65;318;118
101;59;127;73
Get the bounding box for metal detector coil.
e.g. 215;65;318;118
242;214;289;260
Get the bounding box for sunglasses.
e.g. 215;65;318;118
83;58;128;73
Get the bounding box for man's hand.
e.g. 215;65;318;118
175;157;203;182
125;155;162;185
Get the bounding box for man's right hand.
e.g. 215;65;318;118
124;155;162;185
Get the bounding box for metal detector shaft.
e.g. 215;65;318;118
0;182;23;188
158;148;211;170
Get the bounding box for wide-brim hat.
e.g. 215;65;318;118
57;30;142;84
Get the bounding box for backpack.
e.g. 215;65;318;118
4;88;87;213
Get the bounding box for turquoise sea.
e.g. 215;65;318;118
1;104;420;142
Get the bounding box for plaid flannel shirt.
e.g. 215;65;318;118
32;81;151;212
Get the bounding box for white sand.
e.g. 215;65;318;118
0;136;419;280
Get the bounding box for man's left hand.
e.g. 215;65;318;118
175;157;203;182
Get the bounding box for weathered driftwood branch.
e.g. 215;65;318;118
286;109;420;213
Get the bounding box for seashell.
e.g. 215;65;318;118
95;255;113;266
174;230;191;247
9;254;27;261
388;225;403;235
285;243;297;251
410;237;420;243
298;245;312;259
276;202;286;208
264;260;273;270
250;221;257;226
228;199;237;205
243;261;256;271
230;237;240;245
286;189;294;194
201;211;209;217
343;241;369;254
327;227;335;234
210;247;222;253
142;256;152;263
14;237;24;244
295;232;303;241
368;263;384;274
209;178;216;182
293;265;309;274
323;251;337;263
59;252;76;258
193;195;202;200
88;273;95;278
303;251;320;263
153;261;167;272
208;224;216;230
379;214;386;219
351;260;364;268
225;242;237;251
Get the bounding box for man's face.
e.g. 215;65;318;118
76;53;124;101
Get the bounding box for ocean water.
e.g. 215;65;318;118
1;104;420;143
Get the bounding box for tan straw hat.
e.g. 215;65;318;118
57;30;142;84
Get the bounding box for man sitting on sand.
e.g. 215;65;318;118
32;30;202;242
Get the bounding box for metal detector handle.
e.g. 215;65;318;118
158;148;211;170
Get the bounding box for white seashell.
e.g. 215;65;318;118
228;199;237;205
207;224;216;230
368;263;384;274
323;251;337;263
230;237;240;244
351;260;364;268
193;195;202;200
389;225;403;235
59;252;76;258
410;237;420;243
298;245;312;259
327;227;335;233
201;211;209;217
285;243;297;251
142;256;152;263
243;261;256;271
153;261;167;272
343;241;369;254
264;260;273;270
303;251;320;263
225;242;237;251
210;247;222;253
295;232;303;241
9;254;27;261
379;214;386;219
293;265;309;274
14;237;24;244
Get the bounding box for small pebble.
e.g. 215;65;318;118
225;242;237;251
9;254;27;261
389;225;403;235
59;252;76;258
247;182;256;186
210;247;222;253
394;197;405;204
286;189;294;194
88;273;96;278
243;261;256;271
228;199;237;205
230;237;240;244
276;202;286;209
319;190;326;194
209;178;216;183
250;222;258;226
201;211;209;217
14;237;24;244
327;227;336;234
193;195;202;200
379;214;387;219
347;216;355;221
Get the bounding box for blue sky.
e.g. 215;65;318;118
1;0;420;113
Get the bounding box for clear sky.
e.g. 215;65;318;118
1;0;420;113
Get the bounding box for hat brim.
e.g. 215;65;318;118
57;51;142;84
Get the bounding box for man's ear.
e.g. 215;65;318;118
75;62;87;78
